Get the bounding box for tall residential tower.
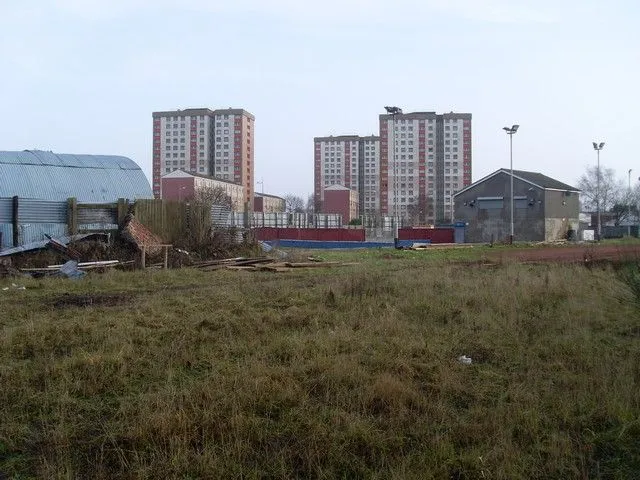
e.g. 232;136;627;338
313;135;380;215
152;108;254;205
379;111;471;224
314;110;471;225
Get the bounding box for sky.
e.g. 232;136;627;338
1;0;639;198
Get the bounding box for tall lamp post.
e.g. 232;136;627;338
503;124;519;243
592;142;605;241
628;169;633;237
385;106;403;245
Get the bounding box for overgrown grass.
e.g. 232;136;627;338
1;254;639;479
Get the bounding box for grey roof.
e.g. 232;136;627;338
454;168;580;197
255;192;285;200
153;107;254;120
0;150;153;202
507;169;579;191
161;169;242;186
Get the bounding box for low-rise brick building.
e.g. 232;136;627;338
254;193;285;213
322;185;359;223
161;170;245;212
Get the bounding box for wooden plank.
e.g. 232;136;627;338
117;198;129;227
234;258;273;266
259;266;292;273
192;257;247;267
67;197;78;236
284;261;342;268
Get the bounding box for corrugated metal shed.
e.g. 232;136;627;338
0;150;152;202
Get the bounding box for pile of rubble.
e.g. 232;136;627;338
0;215;359;278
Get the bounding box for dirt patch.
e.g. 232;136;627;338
489;244;640;264
51;293;134;308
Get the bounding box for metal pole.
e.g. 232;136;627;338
596;149;601;241
629;169;632;236
451;193;454;223
510;132;514;242
392;114;398;244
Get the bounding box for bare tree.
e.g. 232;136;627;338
578;166;623;213
180;186;234;247
193;186;232;209
407;195;433;226
609;182;640;225
284;194;305;213
610;202;639;226
306;194;315;215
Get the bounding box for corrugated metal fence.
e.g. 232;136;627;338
0;197;123;248
0;198;14;248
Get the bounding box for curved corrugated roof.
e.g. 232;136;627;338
0;150;153;202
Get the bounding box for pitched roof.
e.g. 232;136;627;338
161;169;242;186
0;150;152;202
454;168;580;197
508;169;579;191
255;192;285;200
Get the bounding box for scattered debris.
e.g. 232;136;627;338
404;244;475;251
285;261;344;268
192;257;268;270
192;256;358;272
121;214;164;255
457;355;472;365
45;234;81;259
531;239;569;246
0;233;109;258
259;241;288;258
20;260;132;275
57;260;87;279
2;283;26;291
258;241;273;253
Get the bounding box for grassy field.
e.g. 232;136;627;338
1;250;639;479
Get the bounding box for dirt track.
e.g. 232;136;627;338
488;244;640;264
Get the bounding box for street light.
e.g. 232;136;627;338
628;169;633;236
503;124;519;243
385;106;403;245
592;141;605;241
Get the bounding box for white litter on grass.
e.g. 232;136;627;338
457;355;472;365
2;283;26;291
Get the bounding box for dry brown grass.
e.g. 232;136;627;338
0;255;639;479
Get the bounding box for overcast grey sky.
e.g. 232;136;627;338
1;0;638;197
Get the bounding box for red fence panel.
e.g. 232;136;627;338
398;227;454;244
254;228;365;242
